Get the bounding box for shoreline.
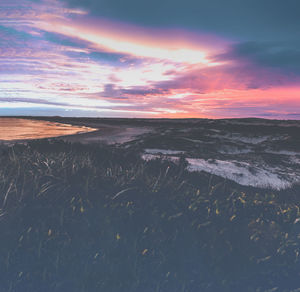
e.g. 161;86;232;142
0;117;152;145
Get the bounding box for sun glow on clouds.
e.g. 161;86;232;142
42;21;213;65
0;0;299;118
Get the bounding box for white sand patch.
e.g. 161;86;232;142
210;129;221;133
292;157;300;165
218;147;253;154
179;137;214;144
265;150;300;156
186;158;299;190
233;136;270;144
144;149;185;155
211;133;271;144
141;154;300;190
141;154;180;163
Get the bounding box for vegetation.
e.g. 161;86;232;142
0;140;300;292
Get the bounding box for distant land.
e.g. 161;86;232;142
1;116;299;191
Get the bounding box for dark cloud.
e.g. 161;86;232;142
216;41;300;75
59;0;300;41
100;84;124;98
98;84;169;99
121;87;169;96
43;32;91;49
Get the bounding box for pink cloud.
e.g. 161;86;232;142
0;0;299;119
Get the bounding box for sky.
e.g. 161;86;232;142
0;0;299;119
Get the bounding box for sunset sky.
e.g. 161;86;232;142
1;0;299;118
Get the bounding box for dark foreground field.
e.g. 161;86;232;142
1;139;300;292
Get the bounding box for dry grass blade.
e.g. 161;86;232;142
2;182;13;208
112;187;136;200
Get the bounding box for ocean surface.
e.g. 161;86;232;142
0;118;96;141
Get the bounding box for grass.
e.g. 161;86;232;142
0;140;300;292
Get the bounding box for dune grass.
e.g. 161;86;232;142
0;140;300;292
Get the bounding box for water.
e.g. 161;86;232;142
0;118;97;141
